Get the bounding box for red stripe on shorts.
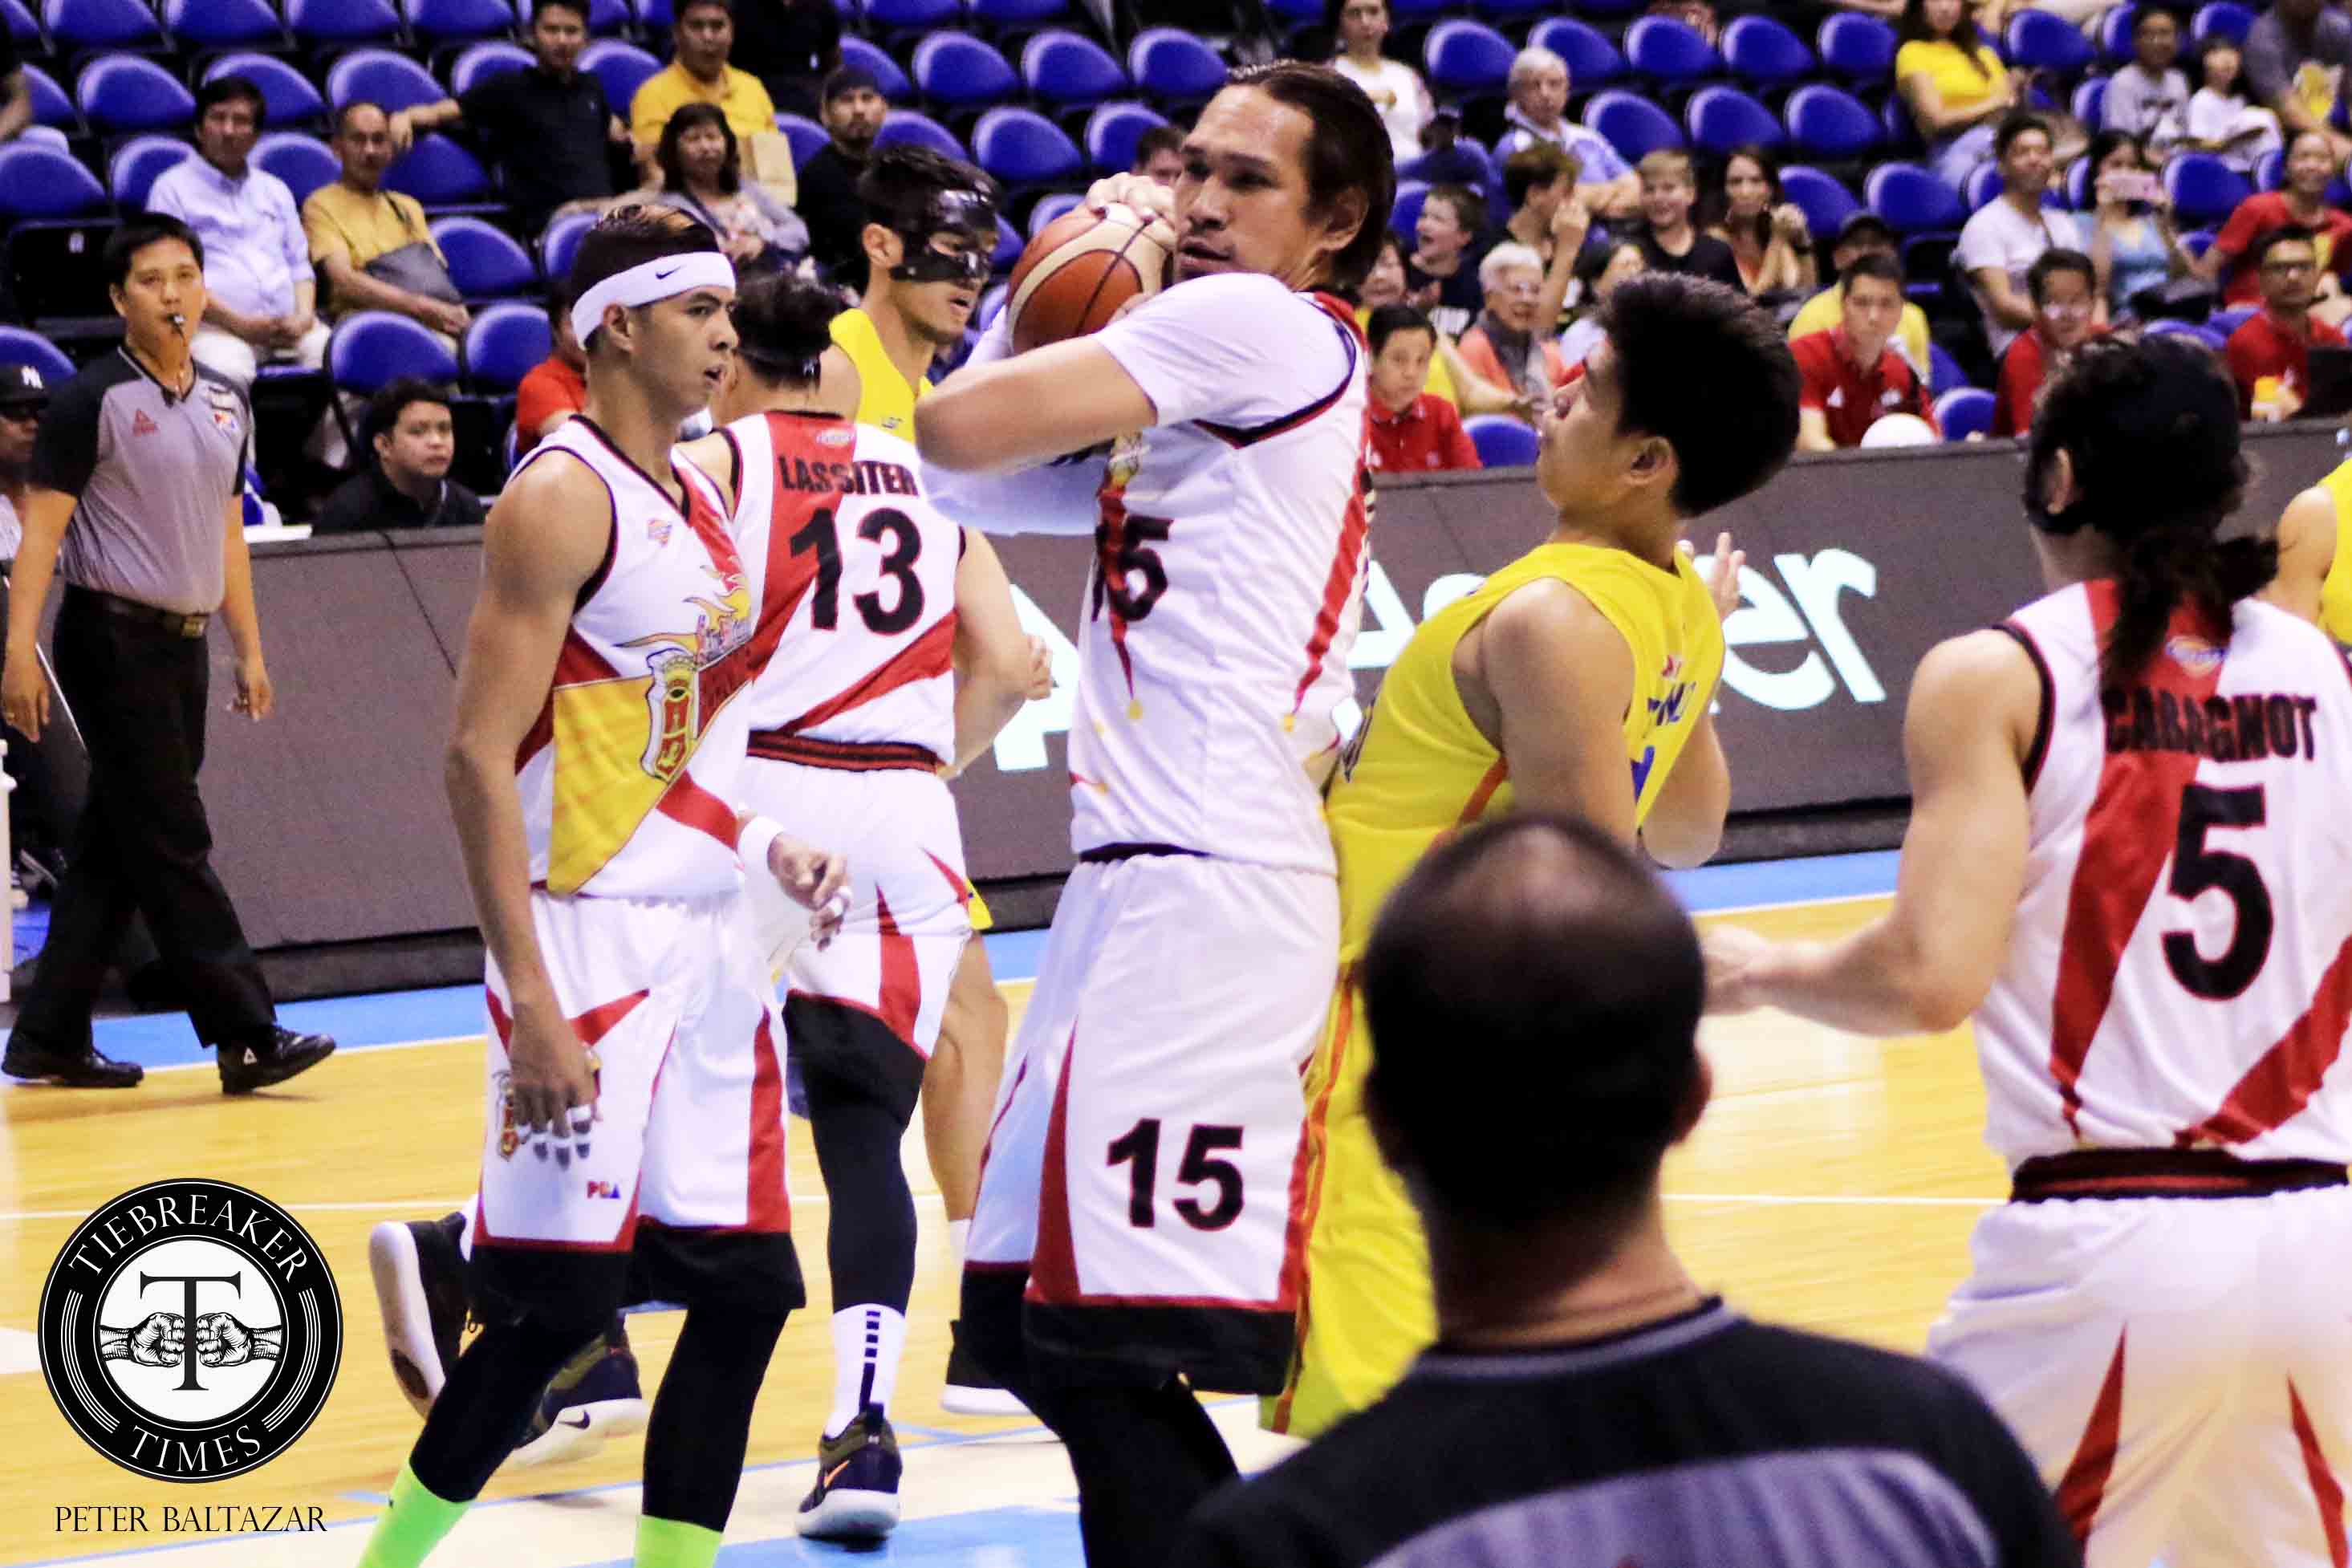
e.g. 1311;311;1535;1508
746;1009;791;1232
875;888;922;1046
2053;1328;2128;1547
1027;1033;1083;1303
2292;1377;2352;1568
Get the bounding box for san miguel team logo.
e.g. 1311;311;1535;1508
38;1180;341;1481
624;569;755;784
642;648;700;782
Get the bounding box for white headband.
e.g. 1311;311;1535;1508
571;252;737;347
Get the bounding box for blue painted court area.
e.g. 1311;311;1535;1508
587;1507;1078;1567
0;852;1896;1082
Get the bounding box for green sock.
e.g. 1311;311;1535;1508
355;1463;470;1568
635;1514;724;1568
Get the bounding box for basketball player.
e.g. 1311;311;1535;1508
681;269;1037;1538
1706;335;2352;1567
352;206;845;1568
1269;273;1802;1444
915;61;1394;1568
2264;458;2352;644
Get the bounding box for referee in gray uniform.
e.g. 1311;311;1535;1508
0;214;333;1092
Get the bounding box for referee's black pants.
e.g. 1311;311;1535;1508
16;587;274;1049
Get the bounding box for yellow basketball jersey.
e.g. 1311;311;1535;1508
1325;539;1724;953
2316;459;2352;646
830;307;930;438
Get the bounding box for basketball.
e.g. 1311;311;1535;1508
1003;201;1176;354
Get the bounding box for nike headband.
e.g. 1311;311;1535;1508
571;251;738;348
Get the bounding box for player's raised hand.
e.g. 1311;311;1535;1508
1699;924;1776;1015
1023;635;1054;701
504;993;599;1167
766;837;851;947
1681;531;1745;624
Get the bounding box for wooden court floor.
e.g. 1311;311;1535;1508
0;892;2008;1564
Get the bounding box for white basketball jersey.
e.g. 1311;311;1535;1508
510;418;757;900
725;412;959;768
1975;580;2352;1166
1073;271;1371;874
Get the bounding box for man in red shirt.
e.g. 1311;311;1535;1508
1366;303;1483;473
2196;128;2352;310
1990;248;2103;437
512;278;587;459
2226;225;2349;418
1789;254;1936;449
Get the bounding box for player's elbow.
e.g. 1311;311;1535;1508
1903;980;1979;1036
1643;817;1722;871
916;391;997;473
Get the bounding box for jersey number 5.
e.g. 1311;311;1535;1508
2163;782;2273;1001
788;506;925;635
1107;1118;1245;1231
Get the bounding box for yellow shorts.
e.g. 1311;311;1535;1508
1261;977;1435;1440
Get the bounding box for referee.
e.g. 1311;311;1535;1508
0;214;334;1093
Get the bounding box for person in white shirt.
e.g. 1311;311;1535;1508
1329;0;1432;169
2103;4;2191;150
1495;47;1640;220
2186;35;2285;174
1957;112;2077;357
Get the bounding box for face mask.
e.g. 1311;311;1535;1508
887;186;998;286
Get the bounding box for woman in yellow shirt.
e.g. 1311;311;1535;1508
1897;0;2019;190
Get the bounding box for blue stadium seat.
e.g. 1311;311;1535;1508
19;62;72;132
968;0;1068;39
1470;0;1551;24
1722;13;1812;91
582;39;662;116
1463;416;1538;467
1928;340;1967;396
2255;147;2281;190
0;326;75;385
1022;30;1126;112
1389;178;1428;243
775;111;828;167
165;0;286;49
2074;75;2106;132
840;36;911;103
253;130;342;206
633;0;670;27
42;0;159;51
1779;163;1858;238
0;140;103;218
912;31;1018;115
2164;151;2249;227
2097;2;2135;66
1879;91;1923;155
2193;1;2252;44
1529;17;1624;91
541;209;593;282
1866;162;1966;234
1816;12;1896;87
2005;9;2094;76
433;215;534;298
1583;90;1684;160
286;0;404;47
2209;304;2255;338
78;55;195;136
972;105;1082;188
450;39;533;95
2143;315;2225;351
462;302;550;392
1964;160;2001;211
1128;27;1225;108
406;0;517;43
109;134;193;209
1624;15;1721;86
1388;0;1453;22
2;0;43;51
330;311;461;393
977;278;1007;327
875;108;966;160
1424;20;1513;100
991;211;1020;271
207;55;329;128
866;0;957;39
2066;155;2092;208
327;48;445;112
582;0;628;31
1027;188;1081;237
1934;387;1993;441
384;131;496;206
1685;84;1783;154
1084;100;1167;175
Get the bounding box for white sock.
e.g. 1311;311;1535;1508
827;1305;908;1439
948;1218;970;1277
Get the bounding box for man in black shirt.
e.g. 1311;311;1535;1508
388;0;633;236
799;65;888;283
732;0;843;121
1178;816;2078;1568
311;380;485;535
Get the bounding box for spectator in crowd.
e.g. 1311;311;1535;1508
311;380;485;535
656;103;808;271
391;0;631;238
799;65;888;282
0;363;39;559
1990;247;2102;436
1957;113;2074;359
1896;0;2018;191
147;77;328;395
1791;254;1937;449
1406;184;1489;339
1456;244;1573;412
2102;5;2190;148
1558;239;1647;372
2244;0;2352;169
1708;145;1816;303
1175;816;2082;1568
513;280;586;457
2197;128;2352;321
0;362;63;892
304;102;469;343
631;0;781;168
730;0;843;121
1633;151;1743;290
1131;124;1185;186
2183;35;2283;173
1499;144;1588;331
1359;234;1525;416
1496;47;1640;219
2078;129;2196;321
0;26;32;146
1407;108;1492;189
1789;212;1935;372
2226;225;2347;419
1329;0;1433;170
1364;306;1481;475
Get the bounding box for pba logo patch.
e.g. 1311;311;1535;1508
2167;634;2224;675
817;426;853;448
38;1180;342;1481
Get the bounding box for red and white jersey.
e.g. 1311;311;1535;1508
1074;271;1371;874
1976;580;2352;1166
723;411;959;769
511;418;758;900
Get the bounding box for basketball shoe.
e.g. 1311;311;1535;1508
797;1403;902;1540
507;1317;649;1468
367;1212;471;1420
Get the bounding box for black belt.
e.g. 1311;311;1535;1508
746;732;943;773
86;589;209;639
1077;843;1208;864
2010;1148;2348;1203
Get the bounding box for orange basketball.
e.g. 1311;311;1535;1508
1004;201;1176;354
